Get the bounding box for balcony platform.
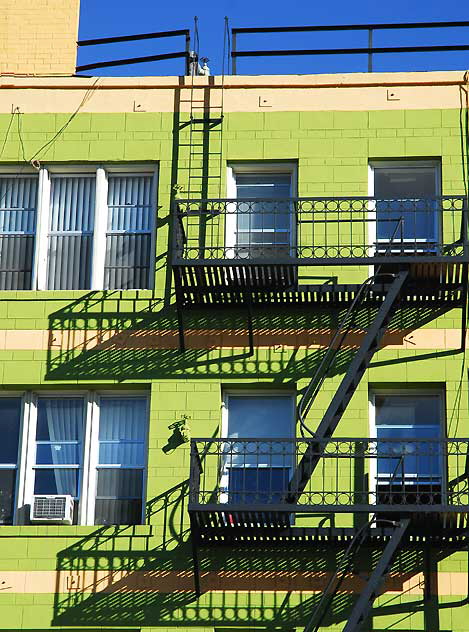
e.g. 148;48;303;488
189;437;469;548
190;516;469;547
172;196;468;309
174;263;466;308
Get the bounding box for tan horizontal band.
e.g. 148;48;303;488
0;327;462;351
0;569;464;595
0;71;467;113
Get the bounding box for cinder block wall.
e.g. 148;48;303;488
0;0;80;75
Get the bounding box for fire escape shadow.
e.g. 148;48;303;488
45;291;457;382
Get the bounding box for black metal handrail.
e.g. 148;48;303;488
173;196;468;265
231;20;469;74
189;437;469;513
76;28;191;74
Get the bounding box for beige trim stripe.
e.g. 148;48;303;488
0;328;462;351
0;569;465;595
0;71;467;113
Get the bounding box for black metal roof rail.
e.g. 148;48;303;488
76;28;192;74
231;20;469;74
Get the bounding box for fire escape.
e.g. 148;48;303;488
170;22;469;632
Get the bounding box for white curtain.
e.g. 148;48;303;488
38;398;84;495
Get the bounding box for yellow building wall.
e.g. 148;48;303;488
0;0;80;76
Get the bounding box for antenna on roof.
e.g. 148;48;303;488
189;16;210;75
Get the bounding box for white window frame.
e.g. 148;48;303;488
4;390;149;526
88;392;150;526
220;390;296;504
367;160;441;258
368;387;446;507
226;163;297;258
0;164;158;291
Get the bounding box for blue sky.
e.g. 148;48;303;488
77;0;469;76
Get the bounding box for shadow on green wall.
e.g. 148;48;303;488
51;440;465;630
45;290;456;382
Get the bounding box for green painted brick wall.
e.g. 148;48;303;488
0;105;468;631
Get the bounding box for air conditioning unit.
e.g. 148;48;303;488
30;495;74;525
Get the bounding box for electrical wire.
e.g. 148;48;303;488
28;76;100;166
0;77;101;207
16;107;27;163
0;108;16;160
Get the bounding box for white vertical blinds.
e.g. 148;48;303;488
47;175;96;290
104;174;154;289
0;176;38;290
0;168;156;290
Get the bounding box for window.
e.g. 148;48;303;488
104;173;155;289
47;175;95;290
95;397;147;525
0;175;37;290
370;160;440;245
372;391;443;491
9;392;148;525
33;398;84;506
0;166;157;290
227;165;295;259
0;398;22;524
222;393;294;504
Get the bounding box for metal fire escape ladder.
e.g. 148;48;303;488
342;518;411;632
304;517;376;632
297;274;388;439
287;269;409;502
179;18;225;199
175;19;227;352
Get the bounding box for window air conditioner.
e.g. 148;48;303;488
30;495;74;525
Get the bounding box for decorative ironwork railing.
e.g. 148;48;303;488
189;438;469;513
173;196;468;265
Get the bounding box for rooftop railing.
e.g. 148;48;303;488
231;20;469;75
173;196;468;266
189;437;469;514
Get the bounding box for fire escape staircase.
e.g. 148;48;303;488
304;517;410;632
287;269;409;503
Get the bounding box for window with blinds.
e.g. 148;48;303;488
0;175;38;290
47;175;95;290
0;166;157;291
104;174;154;289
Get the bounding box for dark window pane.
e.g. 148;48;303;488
36;443;80;465
97;469;143;498
375;395;442;426
0;470;16;524
34;468;79;496
375;167;437;198
94;498;142;525
0;398;21;463
228;467;290;504
104;234;151;290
